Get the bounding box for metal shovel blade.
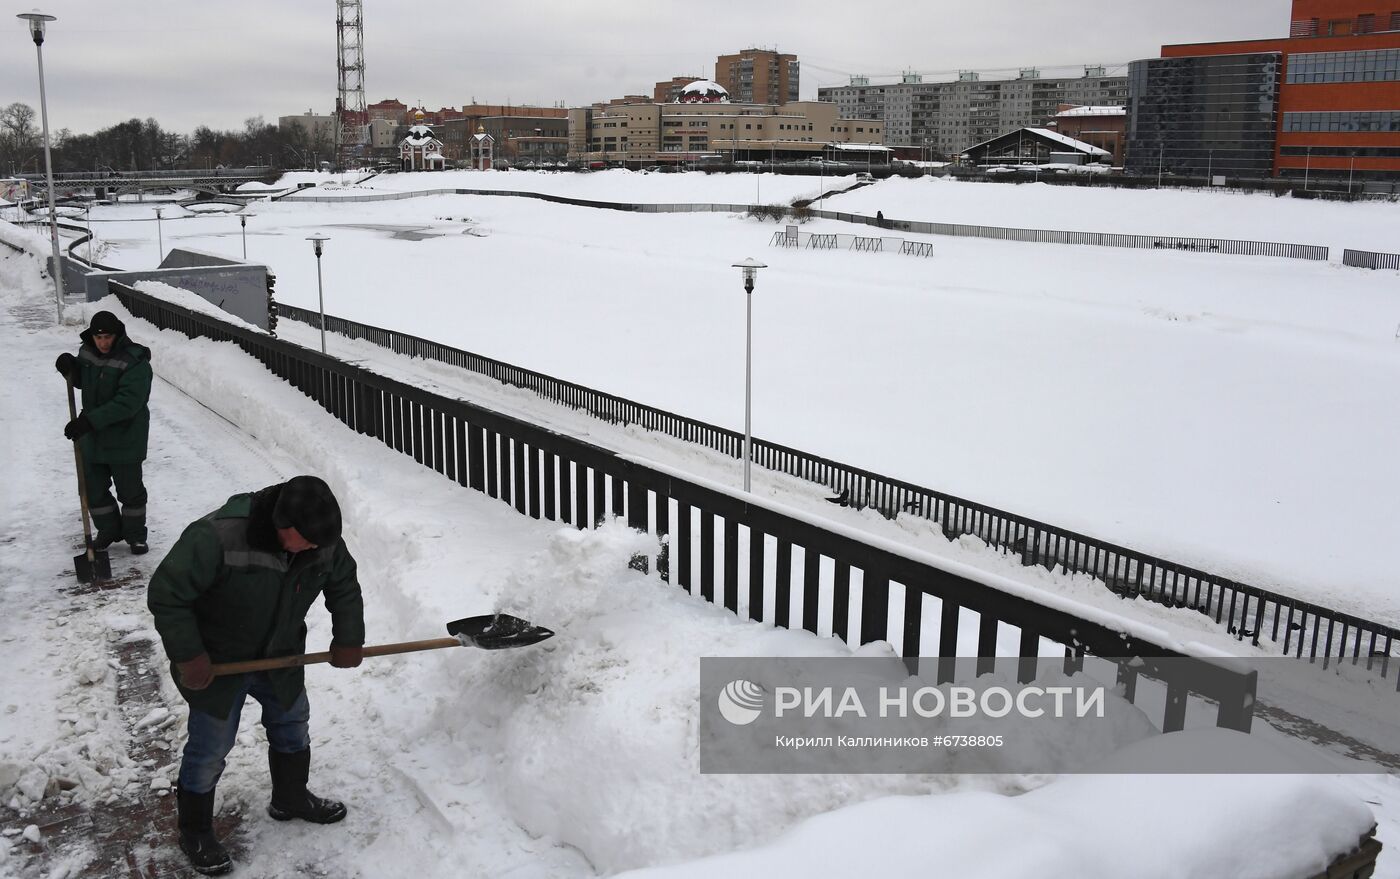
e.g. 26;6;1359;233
447;613;554;650
74;547;112;584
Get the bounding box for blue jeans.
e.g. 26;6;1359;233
178;673;311;794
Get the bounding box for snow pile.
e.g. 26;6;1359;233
619;732;1375;879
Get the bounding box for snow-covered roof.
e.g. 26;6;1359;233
1024;128;1110;156
1054;105;1127;118
828;142;892;152
676;80;729;103
402;124;441;147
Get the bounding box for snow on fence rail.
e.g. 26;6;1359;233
280;186;1328;262
1342;248;1400;270
113;280;1259;734
268;302;1399;684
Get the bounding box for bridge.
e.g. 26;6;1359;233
16;166;279;200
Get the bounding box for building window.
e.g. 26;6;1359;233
1287;48;1400;83
1283;110;1400;131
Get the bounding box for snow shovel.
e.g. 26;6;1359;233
66;374;112;583
208;614;554;676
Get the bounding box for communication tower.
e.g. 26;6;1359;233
335;0;367;170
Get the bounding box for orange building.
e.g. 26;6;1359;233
1136;1;1400;181
714;48;799;105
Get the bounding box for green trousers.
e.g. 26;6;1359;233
84;460;147;544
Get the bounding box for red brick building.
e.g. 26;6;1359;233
1139;1;1400;180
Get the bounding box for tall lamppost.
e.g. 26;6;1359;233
731;257;766;492
1157;143;1164;188
83;203;91;264
1303;146;1311;191
307;234;329;354
17;10;64;321
1348;153;1356;195
239;212;254;260
154;207;164;265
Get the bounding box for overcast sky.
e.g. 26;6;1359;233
4;0;1291;135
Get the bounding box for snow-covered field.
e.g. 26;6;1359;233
6;171;1400;875
54;170;1400;628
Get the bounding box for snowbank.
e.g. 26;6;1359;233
619;732;1375;879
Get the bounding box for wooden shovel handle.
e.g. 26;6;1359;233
210;637;461;676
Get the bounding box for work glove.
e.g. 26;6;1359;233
54;353;76;378
63;414;94;441
329;643;363;669
177;654;214;690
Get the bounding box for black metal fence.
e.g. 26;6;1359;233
111;280;1259;732
1342;248;1400;270
273;301;1399;687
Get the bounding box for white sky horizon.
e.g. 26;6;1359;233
3;0;1291;135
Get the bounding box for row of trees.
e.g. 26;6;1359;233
0;103;335;176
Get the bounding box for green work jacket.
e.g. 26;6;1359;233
147;491;365;718
72;329;152;464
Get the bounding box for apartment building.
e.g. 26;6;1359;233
1126;0;1400;180
568;83;882;165
277;110;339;144
715;48;800;105
819;67;1127;158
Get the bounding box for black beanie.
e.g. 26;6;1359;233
88;311;123;336
272;476;342;546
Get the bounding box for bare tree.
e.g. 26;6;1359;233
0;102;40;175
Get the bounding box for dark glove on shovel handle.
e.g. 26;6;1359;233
178;654;214;690
55;353;76;377
330;644;363;668
64;414;93;441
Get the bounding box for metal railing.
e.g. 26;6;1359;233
112;280;1259;733
1343;248;1400;270
811;209;1330;261
272;301;1399;686
279;186;1330;262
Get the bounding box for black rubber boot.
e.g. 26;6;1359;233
267;747;347;824
176;784;233;876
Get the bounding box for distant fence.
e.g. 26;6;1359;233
770;229;933;258
1342;248;1400;270
272;301;1399;685
282;186;1330;262
809;208;1329;261
113;280;1259;733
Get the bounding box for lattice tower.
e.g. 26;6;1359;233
335;0;367;169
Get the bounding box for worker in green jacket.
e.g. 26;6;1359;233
148;475;366;877
55;310;153;554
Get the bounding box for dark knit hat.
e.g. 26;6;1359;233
272;476;342;546
88;311;123;336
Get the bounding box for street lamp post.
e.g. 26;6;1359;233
154;207;164;265
1157;143;1164;188
17;10;64;322
1349;154;1356;195
83;204;91;264
731;258;767;492
239;212;254;260
1304;146;1311;191
307;234;330;354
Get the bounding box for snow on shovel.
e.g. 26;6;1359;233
208;614;554;676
